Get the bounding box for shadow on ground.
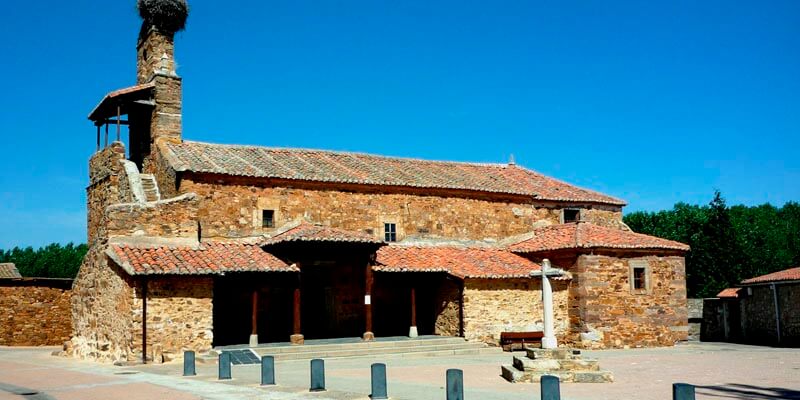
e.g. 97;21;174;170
696;383;800;399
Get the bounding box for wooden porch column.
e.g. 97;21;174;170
409;287;418;338
363;263;375;341
249;290;259;347
290;271;304;345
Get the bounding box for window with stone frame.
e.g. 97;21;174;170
384;223;397;242
262;210;275;228
629;261;650;293
563;209;580;223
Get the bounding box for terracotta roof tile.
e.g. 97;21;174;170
88;82;156;120
0;263;21;279
108;243;296;275
508;222;690;253
262;223;384;245
163;141;626;206
741;266;800;285
716;288;741;298
375;245;542;279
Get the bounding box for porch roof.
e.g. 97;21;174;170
88;82;155;121
107;242;297;275
262;223;385;246
374;245;544;279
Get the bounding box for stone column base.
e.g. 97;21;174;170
362;331;375;341
408;326;418;338
290;334;304;345
542;336;558;349
249;334;259;347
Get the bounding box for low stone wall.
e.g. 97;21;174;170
462;278;569;345
0;278;73;346
687;298;703;341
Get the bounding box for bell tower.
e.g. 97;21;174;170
128;0;189;169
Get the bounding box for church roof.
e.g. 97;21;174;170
508;222;690;253
162;141;626;206
741;266;800;285
374;245;545;279
107;242;296;275
262;223;384;245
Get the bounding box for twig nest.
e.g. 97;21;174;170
137;0;189;33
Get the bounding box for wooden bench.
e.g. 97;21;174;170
500;331;544;351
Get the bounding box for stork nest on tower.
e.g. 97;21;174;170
137;0;189;33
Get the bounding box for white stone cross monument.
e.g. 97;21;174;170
531;259;560;349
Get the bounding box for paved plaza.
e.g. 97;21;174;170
0;342;798;399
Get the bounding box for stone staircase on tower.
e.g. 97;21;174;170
140;174;160;202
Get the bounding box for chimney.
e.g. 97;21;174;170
135;0;189;145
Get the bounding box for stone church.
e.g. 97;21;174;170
68;3;690;363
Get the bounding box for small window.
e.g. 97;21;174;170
384;223;397;242
563;209;580;223
262;210;275;228
632;266;647;290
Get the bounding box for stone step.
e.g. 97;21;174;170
526;347;582;360
197;338;502;363
501;365;613;384
256;342;492;361
512;355;600;372
245;336;473;355
139;174;160;202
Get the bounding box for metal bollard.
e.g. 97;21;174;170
261;356;275;385
541;375;561;400
183;351;196;376
446;369;464;400
370;363;388;400
310;359;326;392
218;352;232;380
673;383;696;400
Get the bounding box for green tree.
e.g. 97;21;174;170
0;242;87;279
625;193;800;298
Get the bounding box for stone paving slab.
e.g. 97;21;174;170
2;342;800;399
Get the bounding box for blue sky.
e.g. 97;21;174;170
1;0;798;248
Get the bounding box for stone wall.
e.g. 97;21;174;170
434;278;461;336
87;142;127;243
778;283;800;345
687;298;703;341
105;193;199;240
582;208;627;230
68;245;136;362
0;279;73;346
179;177;623;242
569;254;688;349
739;283;800;346
130;277;214;363
462;278;569;345
146;141;179;199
